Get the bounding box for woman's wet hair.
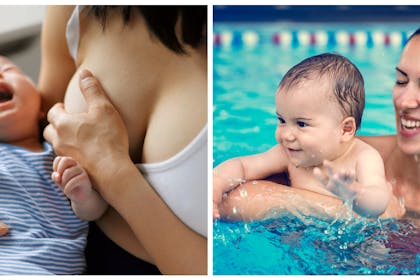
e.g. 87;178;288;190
277;53;365;130
406;27;420;44
88;6;207;54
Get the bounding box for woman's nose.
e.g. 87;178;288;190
397;86;420;109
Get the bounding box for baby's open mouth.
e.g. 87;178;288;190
0;91;12;103
0;83;13;103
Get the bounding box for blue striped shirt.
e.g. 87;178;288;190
0;142;88;274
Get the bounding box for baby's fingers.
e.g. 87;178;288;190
61;166;84;187
338;170;355;184
322;160;336;177
313;167;329;186
56;157;77;175
213;201;221;220
52;156;62;172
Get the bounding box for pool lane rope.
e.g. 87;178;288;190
214;30;410;48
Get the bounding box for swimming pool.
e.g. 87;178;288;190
213;22;420;275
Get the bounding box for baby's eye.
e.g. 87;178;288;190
278;117;285;124
297;121;308;127
0;65;17;74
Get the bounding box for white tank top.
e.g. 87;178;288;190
66;6;207;236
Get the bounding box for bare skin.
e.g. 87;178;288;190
40;6;207;274
219;35;420;225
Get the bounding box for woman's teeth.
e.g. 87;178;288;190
401;118;420;129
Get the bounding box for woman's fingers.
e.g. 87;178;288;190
43;123;58;150
46;102;66;126
79;69;112;108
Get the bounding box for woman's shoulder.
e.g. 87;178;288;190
358;135;397;160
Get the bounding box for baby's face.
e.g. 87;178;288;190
275;78;344;168
0;56;41;141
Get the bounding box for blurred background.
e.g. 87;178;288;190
0;6;45;82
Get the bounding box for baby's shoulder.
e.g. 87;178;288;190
353;138;383;162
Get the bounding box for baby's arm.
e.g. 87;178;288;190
314;149;391;218
52;156;108;221
213;144;289;219
352;148;391;218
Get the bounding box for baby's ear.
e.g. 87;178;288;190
340;116;356;142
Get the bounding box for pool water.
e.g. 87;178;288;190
213;22;420;275
213;216;420;275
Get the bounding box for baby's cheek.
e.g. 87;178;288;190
274;126;282;143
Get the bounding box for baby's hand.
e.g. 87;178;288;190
213;186;223;220
52;156;92;203
313;160;357;202
213;174;229;220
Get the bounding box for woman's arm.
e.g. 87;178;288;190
38;5;76;114
213;145;289;219
220;180;342;222
44;70;207;274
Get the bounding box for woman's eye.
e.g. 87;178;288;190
278;117;285;124
297;121;307;127
395;80;408;86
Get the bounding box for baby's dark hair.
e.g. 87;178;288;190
88;6;206;54
277;53;365;130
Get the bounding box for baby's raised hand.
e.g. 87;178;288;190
52;156;92;203
313;160;357;202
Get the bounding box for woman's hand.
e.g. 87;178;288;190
44;69;131;197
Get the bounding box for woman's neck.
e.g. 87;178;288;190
386;147;420;213
389;148;420;187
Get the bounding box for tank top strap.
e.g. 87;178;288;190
66;5;85;63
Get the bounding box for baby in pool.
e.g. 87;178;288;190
213;53;392;220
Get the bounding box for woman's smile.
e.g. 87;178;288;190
399;115;420;137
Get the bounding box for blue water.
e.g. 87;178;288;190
213;217;420;275
213;22;420;275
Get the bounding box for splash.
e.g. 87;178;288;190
214;216;419;275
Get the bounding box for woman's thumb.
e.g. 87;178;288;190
79;69;108;105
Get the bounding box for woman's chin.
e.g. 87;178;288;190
397;135;420;156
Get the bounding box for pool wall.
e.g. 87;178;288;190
214;5;420;23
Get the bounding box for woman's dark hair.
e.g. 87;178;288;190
406;28;420;44
88;6;207;54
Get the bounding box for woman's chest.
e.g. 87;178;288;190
64;65;154;163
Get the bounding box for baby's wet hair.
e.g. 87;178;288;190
277;53;365;130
